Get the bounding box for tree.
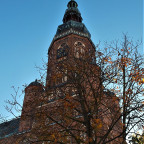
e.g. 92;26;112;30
129;132;144;144
103;35;144;143
1;35;144;144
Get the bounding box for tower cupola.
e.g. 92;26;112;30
63;0;82;23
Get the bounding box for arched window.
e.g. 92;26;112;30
57;43;68;61
74;41;85;58
62;69;67;83
56;68;67;85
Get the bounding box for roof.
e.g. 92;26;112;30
28;79;42;87
56;20;91;38
0;118;20;139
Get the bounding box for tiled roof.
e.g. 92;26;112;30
0;118;20;139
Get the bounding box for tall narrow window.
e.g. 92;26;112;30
48;92;54;102
56;68;67;85
62;69;68;83
74;41;85;58
57;43;69;61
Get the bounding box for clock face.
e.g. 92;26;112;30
57;43;68;59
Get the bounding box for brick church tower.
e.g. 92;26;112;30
0;0;124;143
46;0;96;94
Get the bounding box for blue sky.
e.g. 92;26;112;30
0;0;143;120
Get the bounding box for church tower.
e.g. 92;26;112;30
46;0;96;94
19;80;44;132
